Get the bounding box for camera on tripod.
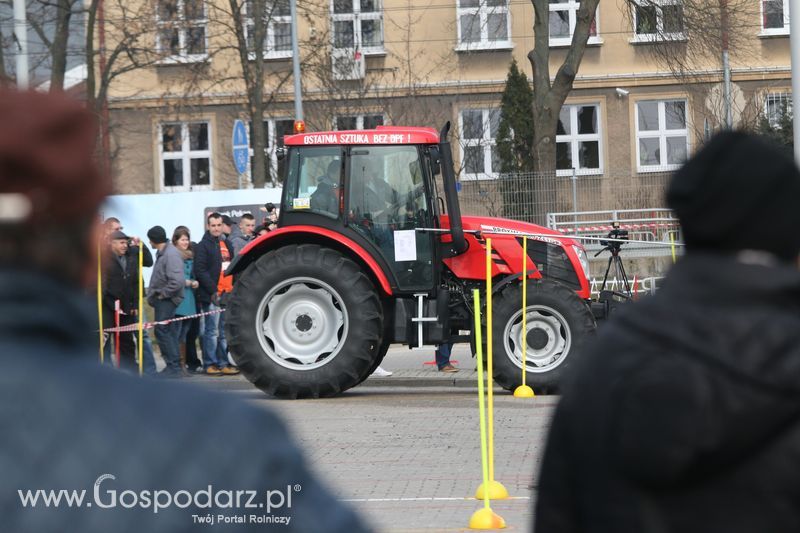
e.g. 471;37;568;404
599;222;629;251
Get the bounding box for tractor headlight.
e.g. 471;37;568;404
572;245;591;280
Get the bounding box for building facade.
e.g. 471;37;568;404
104;0;793;196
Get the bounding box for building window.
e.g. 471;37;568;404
244;0;292;58
548;0;600;47
334;114;384;130
635;99;689;172
761;0;790;34
631;0;685;42
556;104;602;175
456;0;512;51
160;122;211;191
248;118;294;185
156;0;207;61
765;92;793;128
460;108;500;180
332;0;384;54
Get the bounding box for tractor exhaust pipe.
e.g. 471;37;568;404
439;122;468;256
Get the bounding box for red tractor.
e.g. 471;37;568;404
225;123;597;398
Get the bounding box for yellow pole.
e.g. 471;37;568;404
97;239;104;364
138;242;144;377
522;237;527;386
475;238;509;503
513;237;535;399
473;289;490;511
485;238;494;482
670;233;677;264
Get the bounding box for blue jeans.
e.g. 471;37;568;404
201;302;228;368
435;343;453;370
176;317;192;343
153;299;180;373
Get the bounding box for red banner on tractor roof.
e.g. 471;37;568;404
284;126;439;146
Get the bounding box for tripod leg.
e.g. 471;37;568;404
616;257;631;297
601;256;614;292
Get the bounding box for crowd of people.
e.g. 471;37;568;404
100;210;273;377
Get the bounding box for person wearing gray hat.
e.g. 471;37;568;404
535;132;800;533
147;225;185;376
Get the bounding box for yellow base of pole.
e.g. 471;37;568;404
469;507;506;530
513;385;535;398
475;480;509;501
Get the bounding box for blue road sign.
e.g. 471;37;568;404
232;120;249;175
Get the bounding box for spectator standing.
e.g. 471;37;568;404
261;202;278;231
172;226;199;376
102;230;153;372
0;87;370;533
254;224;269;237
229;213;255;256
146;225;184;377
534;132;800;533
195;213;238;376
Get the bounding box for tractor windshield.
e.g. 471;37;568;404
347;145;434;290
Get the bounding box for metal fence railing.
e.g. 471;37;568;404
457;169;682;259
458;169;674;225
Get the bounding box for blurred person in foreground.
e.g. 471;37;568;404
534;132;800;533
0;89;369;533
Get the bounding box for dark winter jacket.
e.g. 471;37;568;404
0;269;370;533
146;242;184;307
535;252;800;533
194;231;232;304
102;244;152;317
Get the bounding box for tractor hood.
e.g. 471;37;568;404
440;215;591;299
461;216;579;247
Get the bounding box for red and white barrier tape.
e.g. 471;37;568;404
102;307;225;333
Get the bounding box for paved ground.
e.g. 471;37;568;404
191;344;558;532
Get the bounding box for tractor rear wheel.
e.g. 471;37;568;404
225;244;383;398
490;279;595;393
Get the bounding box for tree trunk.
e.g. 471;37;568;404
0;28;8;86
50;0;74;92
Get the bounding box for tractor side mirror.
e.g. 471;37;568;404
428;146;441;176
276;147;287;160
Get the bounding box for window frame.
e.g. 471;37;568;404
548;0;602;48
760;0;790;36
155;0;209;63
246;117;295;186
459;108;500;181
764;92;793;128
333;113;385;130
159;121;213;192
330;0;385;56
243;0;293;60
455;0;513;52
634;98;690;173
629;0;687;44
556;103;604;177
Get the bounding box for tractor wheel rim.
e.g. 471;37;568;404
503;305;571;373
256;277;348;370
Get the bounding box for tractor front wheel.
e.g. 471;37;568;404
491;280;595;393
225;244;384;398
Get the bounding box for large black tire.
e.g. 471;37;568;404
355;338;391;386
490;279;595;393
225;244;383;399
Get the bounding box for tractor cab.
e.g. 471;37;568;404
277;125;465;295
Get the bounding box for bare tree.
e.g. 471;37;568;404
528;0;600;174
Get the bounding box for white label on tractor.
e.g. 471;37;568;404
394;230;417;262
293;197;311;209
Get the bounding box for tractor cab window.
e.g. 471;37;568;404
283;146;342;218
348;145;434;291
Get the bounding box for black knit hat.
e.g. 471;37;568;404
146;225;168;244
666;132;800;261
